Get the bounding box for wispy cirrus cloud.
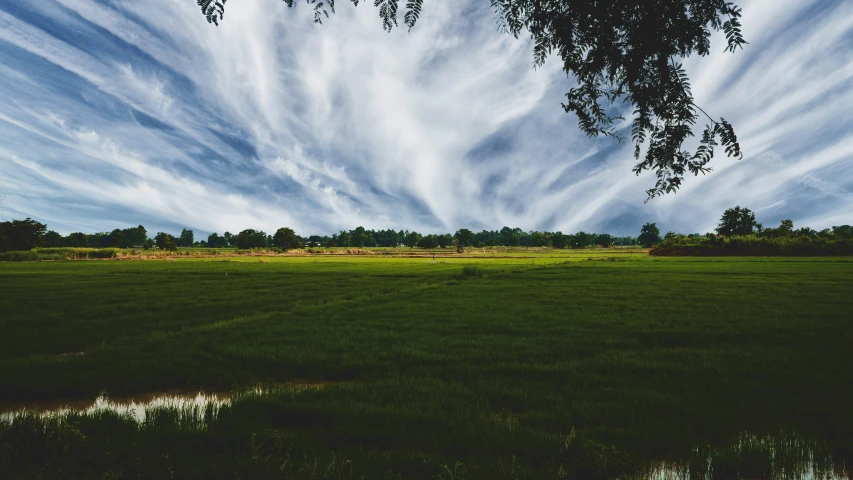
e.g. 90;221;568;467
0;0;850;236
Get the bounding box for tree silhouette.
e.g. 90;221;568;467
273;227;302;250
198;0;745;199
715;206;757;237
638;222;661;248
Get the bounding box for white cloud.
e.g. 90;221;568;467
0;0;851;236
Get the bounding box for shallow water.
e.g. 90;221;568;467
646;463;849;480
0;390;237;423
0;383;327;423
642;432;850;480
1;394;849;480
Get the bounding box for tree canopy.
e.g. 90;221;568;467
638;222;661;248
198;0;745;199
273;227;302;250
716;206;757;236
0;218;47;251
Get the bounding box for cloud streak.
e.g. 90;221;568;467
0;0;851;236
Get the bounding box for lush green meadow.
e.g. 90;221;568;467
1;252;852;479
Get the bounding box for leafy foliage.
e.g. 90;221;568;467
236;229;268;249
155;232;175;250
179;228;195;247
651;234;853;256
403;0;423;31
0;218;47;252
197;0;226;26
273;227;302;250
638;222;661;248
199;0;747;199
716;206;757;237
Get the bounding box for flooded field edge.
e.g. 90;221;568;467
2;387;849;480
0;381;335;423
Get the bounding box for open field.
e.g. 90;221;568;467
1;252;852;478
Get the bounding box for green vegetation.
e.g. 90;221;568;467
651;234;853;256
1;253;851;478
0;247;119;262
651;208;853;256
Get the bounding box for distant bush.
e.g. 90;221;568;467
650;235;853;256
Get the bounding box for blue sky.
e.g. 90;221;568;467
0;0;851;237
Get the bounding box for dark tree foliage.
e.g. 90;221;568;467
832;225;853;239
40;230;63;248
0;218;47;252
179;229;195;247
273;227;303;250
207;232;229;248
351;226;370;249
596;233;614;247
416;234;438;249
199;0;745;199
236;229;268;249
715;206;757;237
550;232;568;249
530;231;552;247
155;232;176;250
197;0;226;26
638;222;661;248
454;229;477;247
403;231;422;248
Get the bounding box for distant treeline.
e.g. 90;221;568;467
0;220;638;253
649;207;853;256
1;206;850;256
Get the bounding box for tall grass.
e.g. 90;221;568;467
0;248;118;261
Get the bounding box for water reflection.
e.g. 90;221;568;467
644;432;850;480
0;384;327;423
1;395;849;480
0;391;237;423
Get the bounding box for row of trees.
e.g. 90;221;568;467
316;227;636;249
644;206;853;256
0;220;150;251
635;207;853;249
713;206;853;239
0;220;640;252
3;211;850;254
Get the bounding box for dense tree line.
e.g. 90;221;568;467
0;220;148;251
0;219;641;253
308;227;636;249
2;210;849;255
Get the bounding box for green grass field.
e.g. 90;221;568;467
1;252;852;479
